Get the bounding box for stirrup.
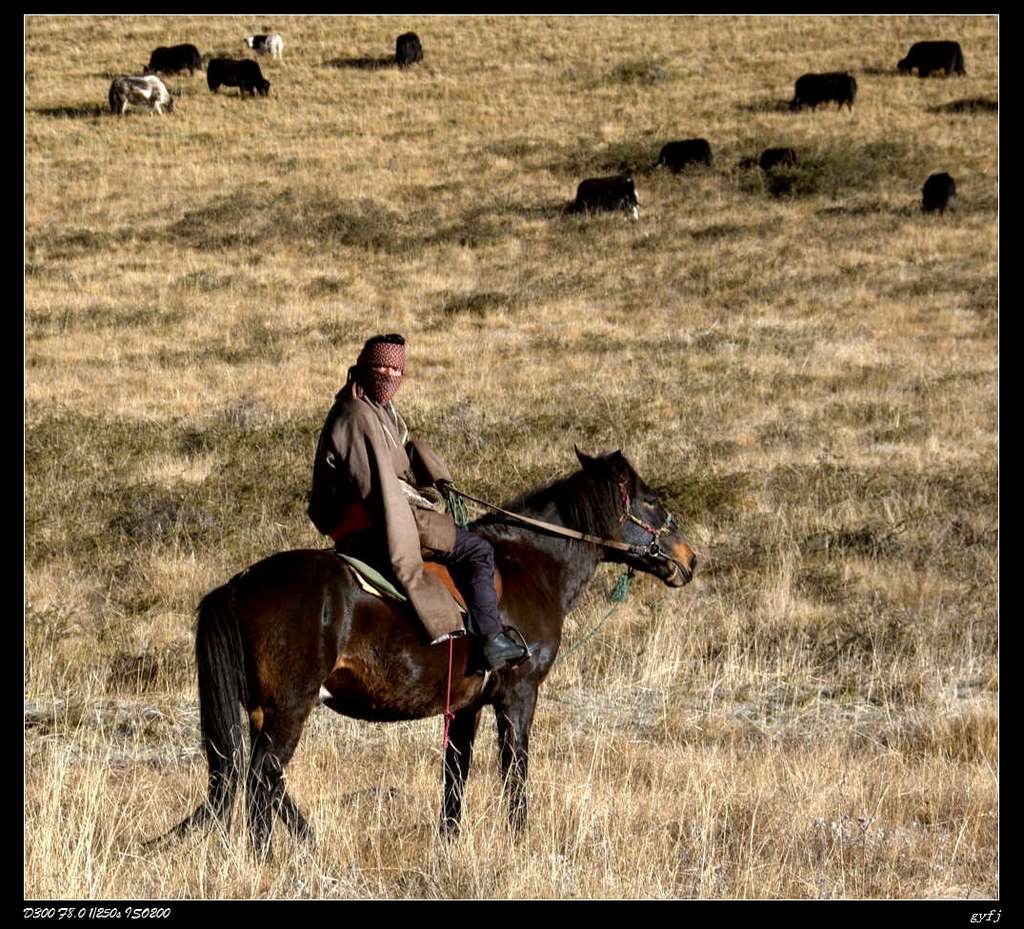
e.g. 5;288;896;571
501;624;532;667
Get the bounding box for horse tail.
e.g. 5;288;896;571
144;582;249;849
195;582;248;823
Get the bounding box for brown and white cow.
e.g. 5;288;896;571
108;75;175;115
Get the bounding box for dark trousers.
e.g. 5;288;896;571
426;527;502;637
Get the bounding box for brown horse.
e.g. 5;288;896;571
150;448;697;854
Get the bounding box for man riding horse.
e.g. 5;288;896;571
308;333;529;671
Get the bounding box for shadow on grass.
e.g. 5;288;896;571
735;99;793;114
816;203;917;219
601;59;674;87
928;97;998;114
324;55;396;71
520;201;640;221
519;203;574;220
432;201;569;223
30;104;106;119
758;140;933;199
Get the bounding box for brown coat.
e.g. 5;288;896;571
308;393;463;641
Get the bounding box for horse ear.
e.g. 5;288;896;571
576;446;625;479
606;449;631;478
574;445;601;472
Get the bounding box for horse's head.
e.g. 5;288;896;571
575;446;697;587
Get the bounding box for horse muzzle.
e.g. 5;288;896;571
663;557;692;587
662;540;697;587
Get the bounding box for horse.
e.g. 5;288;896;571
148;447;698;855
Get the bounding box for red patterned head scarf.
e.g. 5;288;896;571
348;334;406;405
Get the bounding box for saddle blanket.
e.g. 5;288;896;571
333;551;466;613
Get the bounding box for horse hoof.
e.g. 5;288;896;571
439;817;462;841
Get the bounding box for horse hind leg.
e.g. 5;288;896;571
278;787;314;844
141;726;244;852
440;706;481;839
245;699;315;857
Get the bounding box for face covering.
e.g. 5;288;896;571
355;340;406;405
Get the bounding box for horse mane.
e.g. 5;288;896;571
471;458;638;544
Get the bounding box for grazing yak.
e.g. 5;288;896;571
108;75;175;115
654;139;712;172
922;173;956;214
759;147;798;171
145;44;203;75
567;175;640;220
791;72;857;111
898;41;965;77
244;33;284;59
207;58;270;96
396;32;423;66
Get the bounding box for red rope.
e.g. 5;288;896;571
442;634;455;752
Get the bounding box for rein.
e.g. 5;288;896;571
444;481;679;662
445;483;674;561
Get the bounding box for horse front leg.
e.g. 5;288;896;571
494;682;538;834
441;705;481;839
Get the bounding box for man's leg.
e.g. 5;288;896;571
429;528;526;668
430;528;502;636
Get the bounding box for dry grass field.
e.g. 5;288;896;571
24;14;998;900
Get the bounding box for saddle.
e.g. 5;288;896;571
333;552;503;612
334;552;525;673
422;561;503;611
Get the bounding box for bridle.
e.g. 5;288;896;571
616;479;681;560
446;479;694;574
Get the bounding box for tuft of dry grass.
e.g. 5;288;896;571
26;14;996;900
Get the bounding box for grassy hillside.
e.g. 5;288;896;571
25;14;997;899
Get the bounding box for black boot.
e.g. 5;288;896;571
480;631;529;671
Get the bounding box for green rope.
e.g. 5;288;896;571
609;568;633;603
562;568;634;658
445;488;470;529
